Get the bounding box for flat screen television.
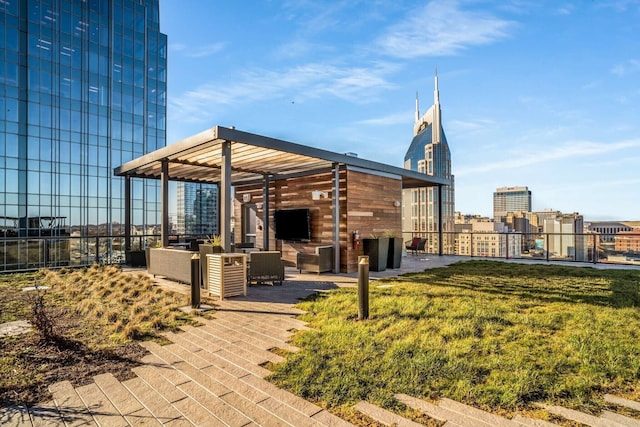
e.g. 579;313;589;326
274;208;311;242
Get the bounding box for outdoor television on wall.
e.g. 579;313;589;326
274;208;311;242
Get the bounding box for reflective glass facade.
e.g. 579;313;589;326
0;0;167;270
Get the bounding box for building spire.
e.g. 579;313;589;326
434;67;440;105
415;91;420;123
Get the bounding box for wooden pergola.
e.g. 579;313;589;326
114;126;451;272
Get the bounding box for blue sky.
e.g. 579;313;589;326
160;0;640;221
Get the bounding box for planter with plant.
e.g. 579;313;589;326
362;234;390;272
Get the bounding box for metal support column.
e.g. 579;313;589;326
161;160;169;248
332;163;340;273
262;174;270;250
221;141;232;253
124;175;131;251
438;184;443;256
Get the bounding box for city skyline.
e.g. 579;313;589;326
160;0;640;221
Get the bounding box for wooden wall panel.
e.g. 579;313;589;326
234;167;402;273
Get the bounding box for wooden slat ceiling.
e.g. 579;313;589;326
114;126;450;189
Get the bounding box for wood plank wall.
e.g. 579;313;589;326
345;169;402;272
234;167;402;273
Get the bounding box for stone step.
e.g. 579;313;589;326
240;374;325;418
395;393;496;427
601;411;640;427
219;390;292;427
75;382;129;427
93;373;161;427
535;403;626;427
438;397;521;427
28;400;65;427
155;333;273;379
605;395;640;412
179;325;283;366
201;317;300;353
212;311;298;342
257;397;325;427
175;380;252;427
0;404;31;426
221;309;311;331
132;364;191;403
511;414;561;426
48;380;97;426
121;377;193;426
354;401;424;426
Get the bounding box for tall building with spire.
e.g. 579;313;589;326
403;72;455;253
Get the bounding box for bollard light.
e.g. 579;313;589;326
358;255;369;320
190;254;201;309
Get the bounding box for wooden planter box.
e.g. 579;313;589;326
199;244;223;288
207;254;247;300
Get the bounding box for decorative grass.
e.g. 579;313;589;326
38;264;197;342
1;264;209;405
268;260;640;421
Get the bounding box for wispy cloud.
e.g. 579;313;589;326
355;111;412;126
376;0;514;58
611;59;640;76
185;42;226;58
456;139;640;176
169;62;396;123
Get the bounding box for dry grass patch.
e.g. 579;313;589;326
1;264;210;406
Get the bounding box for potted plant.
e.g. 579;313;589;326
385;231;403;269
362;233;390;272
200;235;223;288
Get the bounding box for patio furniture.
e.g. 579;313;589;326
405;237;427;255
297;246;333;274
208;253;247;299
248;251;285;286
148;247;194;283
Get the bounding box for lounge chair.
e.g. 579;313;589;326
297;246;334;274
405;237;426;254
248;251;285;286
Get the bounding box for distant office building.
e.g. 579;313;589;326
0;0;167;270
403;73;454;253
456;221;522;258
176;182;218;236
615;231;640;253
493;186;531;222
543;212;586;261
587;221;633;243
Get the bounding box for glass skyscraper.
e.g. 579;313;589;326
176;182;218;237
0;0;166;270
403;73;455;253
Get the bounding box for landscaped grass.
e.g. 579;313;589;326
0;264;207;405
268;260;640;423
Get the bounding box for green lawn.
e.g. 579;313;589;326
268;260;640;421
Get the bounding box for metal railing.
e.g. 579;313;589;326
401;231;640;266
2;231;639;273
0;233;209;273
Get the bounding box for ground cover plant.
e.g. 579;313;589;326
0;264;204;406
268;260;640;424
